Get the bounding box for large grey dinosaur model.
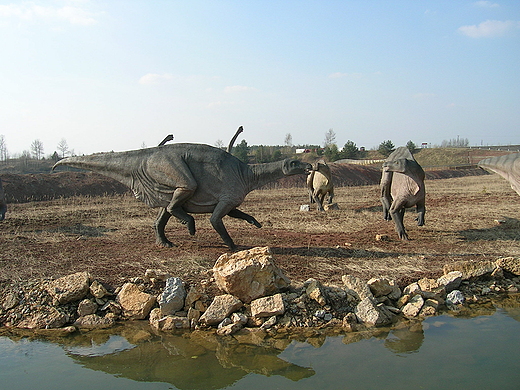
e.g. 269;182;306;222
0;178;6;221
53;143;311;250
380;146;426;240
306;159;334;211
478;152;520;196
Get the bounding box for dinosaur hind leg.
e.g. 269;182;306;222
227;208;262;228
166;187;196;235
210;202;237;250
154;208;174;247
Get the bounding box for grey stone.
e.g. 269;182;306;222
159;277;186;316
354;297;394;326
446;290;465;305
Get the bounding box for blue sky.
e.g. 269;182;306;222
1;0;519;156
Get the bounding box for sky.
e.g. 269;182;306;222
0;0;519;157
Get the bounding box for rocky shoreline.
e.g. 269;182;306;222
1;247;519;338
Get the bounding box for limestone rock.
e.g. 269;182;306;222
144;269;171;282
213;247;290;303
403;282;421;297
437;271;462;293
74;314;115;329
149;308;190;330
354;297;394;326
159;277;186;316
116;282;156;320
184;284;203;310
306;279;327;306
47;272;90;304
299;204;310;211
77;299;98;317
89;280;108;299
443;260;496;280
342;275;374;300
367;278;394;297
18;307;69;329
419;299;439;317
402;295;425;317
251;293;285;318
2;292;19;310
199;294;243;326
495;257;520;276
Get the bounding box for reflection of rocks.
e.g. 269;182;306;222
384;320;424;354
1;250;520;335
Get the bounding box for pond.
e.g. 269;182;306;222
1;295;520;390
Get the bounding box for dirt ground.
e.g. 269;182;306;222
1;171;519;292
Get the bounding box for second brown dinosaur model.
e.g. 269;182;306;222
380;147;426;240
53;143;311;250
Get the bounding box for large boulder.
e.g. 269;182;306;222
213;247;290;303
47;272;91;304
116;283;156;320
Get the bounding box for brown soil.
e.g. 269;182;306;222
1;166;519;292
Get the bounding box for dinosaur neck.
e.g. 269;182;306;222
250;160;286;189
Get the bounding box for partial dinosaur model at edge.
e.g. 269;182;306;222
380;147;426;240
306;159;334;211
0;178;6;221
53;143;311;250
478;152;520;196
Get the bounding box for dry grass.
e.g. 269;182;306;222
1;174;519;288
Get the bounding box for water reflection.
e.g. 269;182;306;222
1;295;520;390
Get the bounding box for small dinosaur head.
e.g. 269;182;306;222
283;159;313;176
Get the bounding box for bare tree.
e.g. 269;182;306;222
57;138;69;158
324;128;336;148
30;139;44;160
0;135;8;162
284;133;293;147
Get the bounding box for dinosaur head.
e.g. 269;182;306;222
383;158;408;173
282;159;313;176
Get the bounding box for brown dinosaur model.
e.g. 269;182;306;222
306;159;334;211
0;178;6;221
478;152;520;196
53;143;311;250
380;146;426;240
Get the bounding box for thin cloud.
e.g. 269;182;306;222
224;85;257;93
474;1;500;8
329;72;363;79
0;2;99;25
138;73;174;85
458;20;520;38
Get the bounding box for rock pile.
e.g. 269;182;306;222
1;247;519;335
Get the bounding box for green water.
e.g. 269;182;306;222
1;297;520;390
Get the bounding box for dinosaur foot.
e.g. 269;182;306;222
156;239;175;248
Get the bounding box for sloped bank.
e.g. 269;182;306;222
1;247;519;338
